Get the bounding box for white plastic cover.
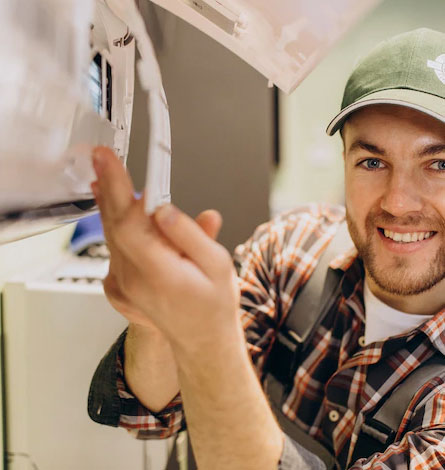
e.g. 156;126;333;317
149;0;381;93
0;0;135;216
0;0;94;212
106;0;172;214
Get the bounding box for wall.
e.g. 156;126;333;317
127;3;276;253
273;0;445;213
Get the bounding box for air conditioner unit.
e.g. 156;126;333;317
0;0;381;244
147;0;381;94
0;0;136;243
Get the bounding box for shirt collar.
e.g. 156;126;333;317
418;310;445;356
329;245;359;272
328;245;364;301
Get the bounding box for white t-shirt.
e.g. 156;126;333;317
363;279;434;345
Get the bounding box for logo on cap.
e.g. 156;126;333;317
427;55;445;84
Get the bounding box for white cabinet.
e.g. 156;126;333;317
2;259;147;470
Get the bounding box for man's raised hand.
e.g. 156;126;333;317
91;147;240;354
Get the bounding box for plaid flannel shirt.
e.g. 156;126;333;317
88;203;445;469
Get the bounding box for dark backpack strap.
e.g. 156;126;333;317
351;354;445;463
285;221;352;345
266;221;352;387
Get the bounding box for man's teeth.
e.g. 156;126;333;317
383;229;434;243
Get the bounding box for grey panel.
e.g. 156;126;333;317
127;2;275;253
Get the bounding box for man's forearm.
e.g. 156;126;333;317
124;323;180;413
92;148;281;467
174;322;283;470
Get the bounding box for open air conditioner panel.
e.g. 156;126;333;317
149;0;381;93
0;0;135;243
0;0;382;243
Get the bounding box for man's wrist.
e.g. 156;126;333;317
169;313;245;369
125;322;173;363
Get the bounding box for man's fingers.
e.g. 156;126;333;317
154;204;230;278
92;147;135;227
195;210;223;240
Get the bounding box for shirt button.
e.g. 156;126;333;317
358;336;366;347
329;410;340;423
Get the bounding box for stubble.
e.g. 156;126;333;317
346;209;445;296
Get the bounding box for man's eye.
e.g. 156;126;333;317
430;160;445;171
360;158;384;170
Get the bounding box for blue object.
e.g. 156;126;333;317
70;192;141;254
70;212;104;254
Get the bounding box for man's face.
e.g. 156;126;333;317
343;104;445;296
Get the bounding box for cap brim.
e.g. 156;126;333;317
326;88;445;135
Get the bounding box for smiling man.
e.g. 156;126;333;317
88;28;445;469
344;106;445;314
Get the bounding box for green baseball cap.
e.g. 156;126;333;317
326;28;445;135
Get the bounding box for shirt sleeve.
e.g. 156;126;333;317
279;434;326;470
88;328;185;439
348;426;445;470
234;205;338;378
348;389;445;470
233;217;285;377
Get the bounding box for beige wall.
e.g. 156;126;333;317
274;0;445;213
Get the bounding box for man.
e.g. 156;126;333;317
88;28;445;469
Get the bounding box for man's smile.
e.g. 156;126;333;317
376;227;438;253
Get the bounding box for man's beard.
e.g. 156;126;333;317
346;209;445;296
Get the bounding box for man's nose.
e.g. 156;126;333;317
380;172;423;217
